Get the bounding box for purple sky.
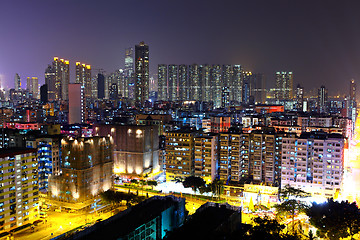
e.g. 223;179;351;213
1;0;360;97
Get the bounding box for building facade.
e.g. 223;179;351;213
0;148;39;230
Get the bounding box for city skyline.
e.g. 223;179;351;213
1;0;360;97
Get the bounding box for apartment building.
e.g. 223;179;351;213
194;133;218;183
281;131;344;198
0;148;39;230
165;130;195;181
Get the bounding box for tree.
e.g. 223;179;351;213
275;185;310;234
182;176;206;194
242;216;301;240
147;180;158;190
209;179;224;200
306;198;360;240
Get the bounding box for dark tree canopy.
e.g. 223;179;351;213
182;176;206;193
306;198;360;240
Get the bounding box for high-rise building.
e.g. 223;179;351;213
221;87;230;108
200;65;211;102
75;62;92;99
275;72;293;100
97;73;105;99
26;137;61;191
189;64;200;101
45;65;56;101
178;64;189;101
242;72;252;104
281;132;344;198
211;65;222;108
26;77;39;99
222;65;232;89
295;84;304;111
14;73;21;91
350;79;356;104
134;41;149;106
194;133;218;183
0;148;39;231
232;65;242;104
52;57;70;101
158;64;168;101
40;84;48;104
68;83;85;124
168;65;178;101
318;85;328;113
125;48;134;99
165;130;195;181
252;73;266;104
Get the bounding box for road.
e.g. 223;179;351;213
13;207;125;240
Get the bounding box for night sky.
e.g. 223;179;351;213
1;0;360;97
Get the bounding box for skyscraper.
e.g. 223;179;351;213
252;73;266;104
211;65;222;107
75;62;92;99
295;84;304;111
168;65;178;101
318;85;328;113
45;65;56;101
158;64;168;101
275;72;293;100
97;73;105;99
134;41;149;106
350;79;356;105
189;64;200;101
125;48;134;99
40;84;48;104
232;65;242;104
178;64;188;101
200;64;211;102
14;73;21;91
26;77;39;99
242;72;252;104
68;83;85;124
52;57;70;101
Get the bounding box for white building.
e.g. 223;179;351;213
281;131;344;198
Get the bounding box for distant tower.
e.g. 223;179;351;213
97;73;105;99
14;73;21;91
178;64;189;101
295;84;304;111
168;65;178;101
318;85;328;113
45;65;56;101
350;79;356;106
232;65;242;104
68;83;85;124
52;57;70;101
125;48;134;99
211;64;222;108
242;72;252;104
158;64;168;101
27;77;39;99
40;84;48;104
189;64;200;101
75;62;92;100
251;73;266;104
275;72;293;100
200;64;211;102
134;42;149;106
